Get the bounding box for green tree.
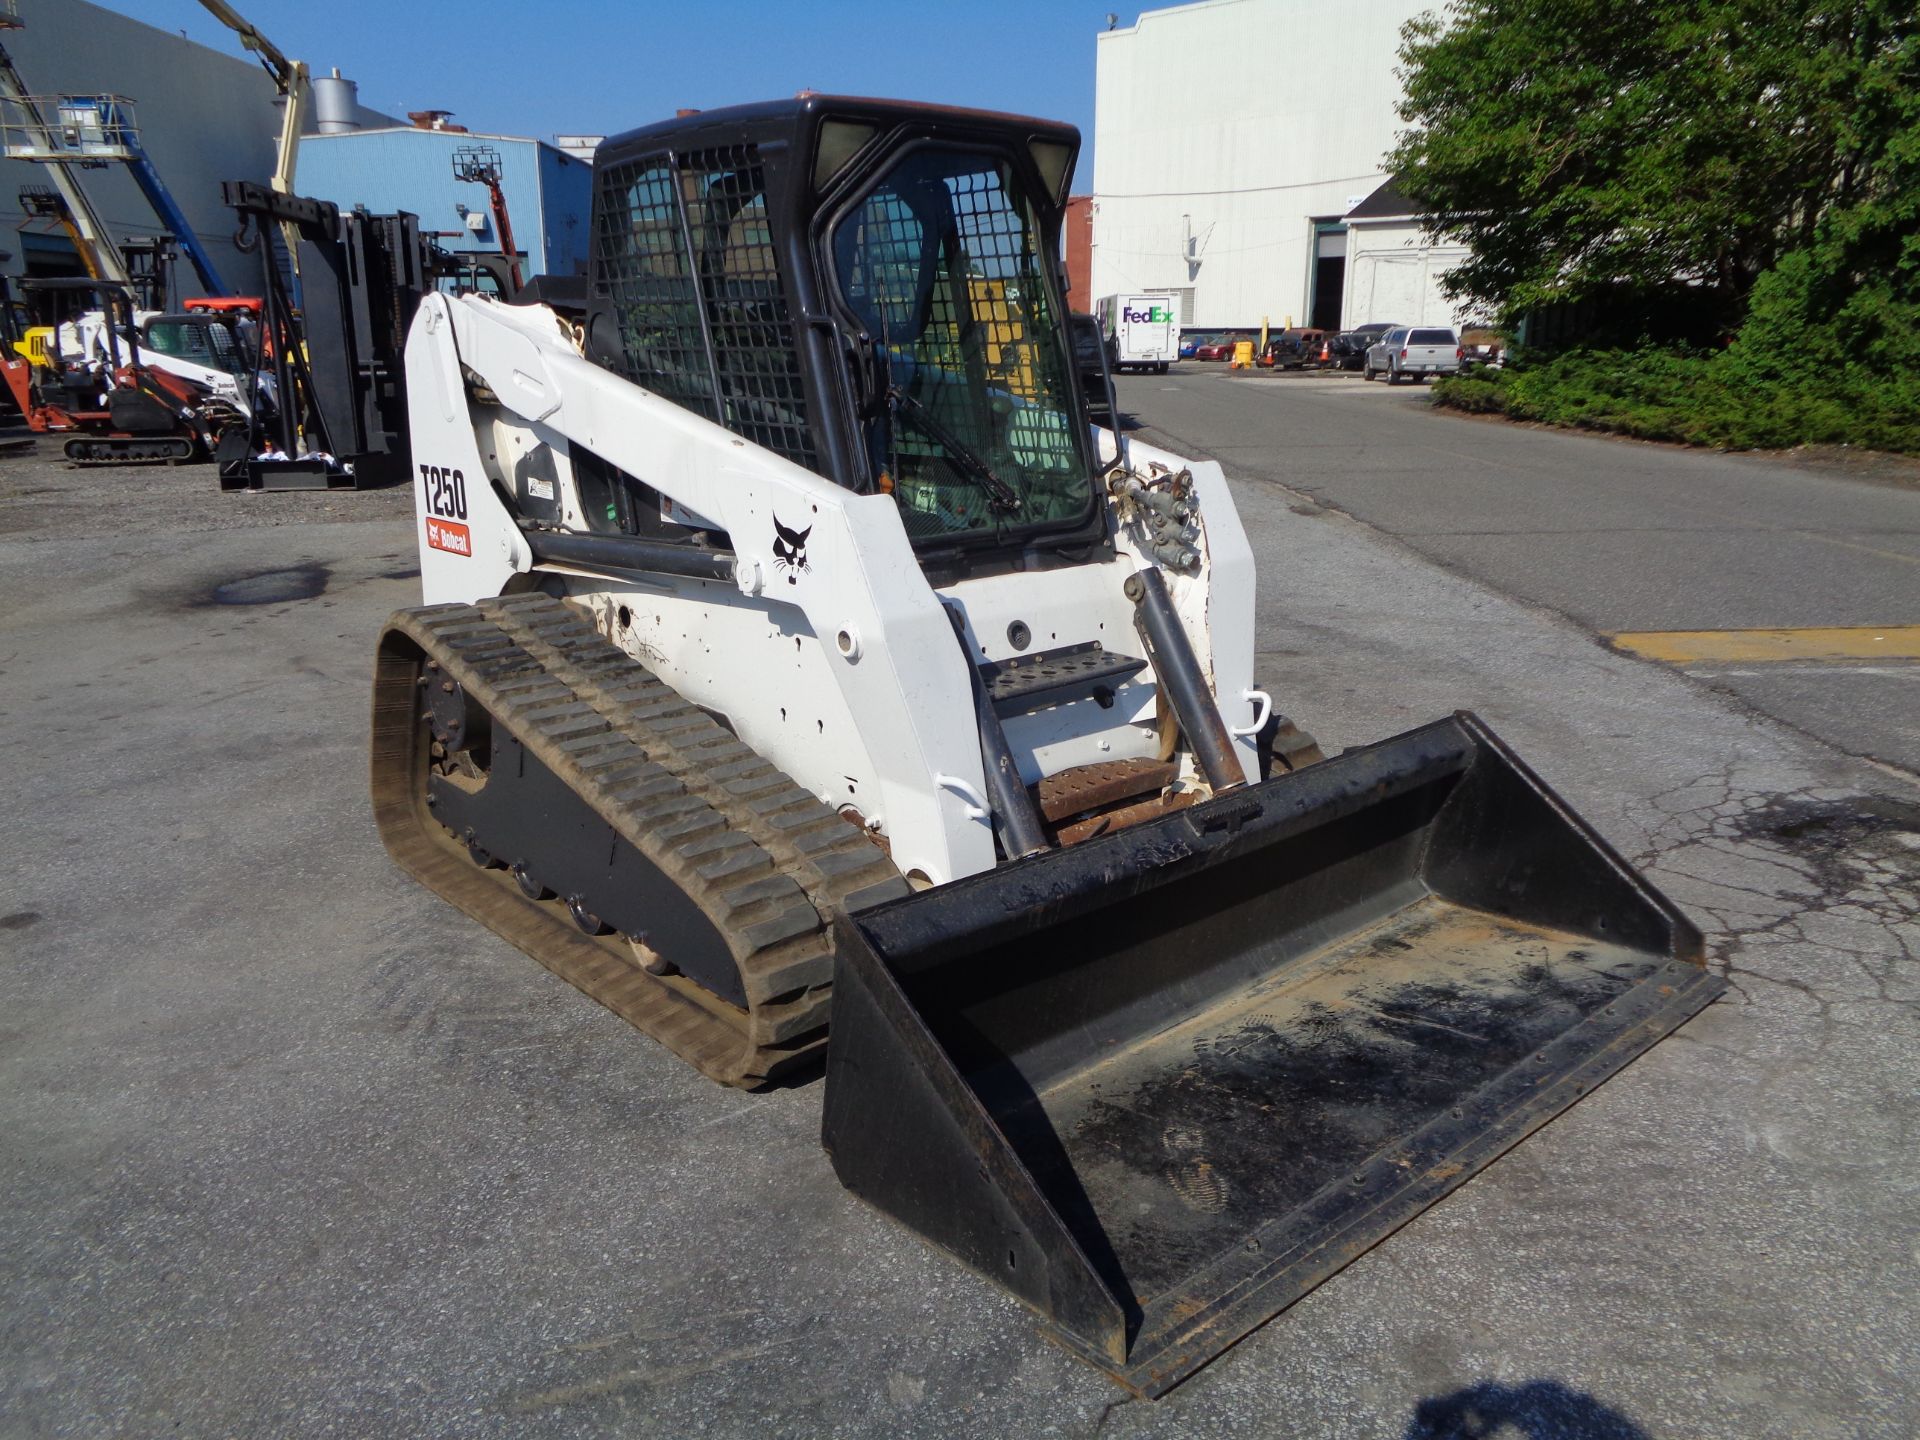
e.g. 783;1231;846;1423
1389;0;1920;321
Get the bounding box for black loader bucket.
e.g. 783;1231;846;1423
821;712;1723;1396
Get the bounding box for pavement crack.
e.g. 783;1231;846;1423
507;1337;797;1413
1091;1393;1139;1433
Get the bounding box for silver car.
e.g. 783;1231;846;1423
1364;326;1463;383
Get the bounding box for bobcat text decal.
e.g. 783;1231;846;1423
425;517;472;555
421;464;472;557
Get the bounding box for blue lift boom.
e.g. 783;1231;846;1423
77;96;231;298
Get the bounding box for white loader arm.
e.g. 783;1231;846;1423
403;291;999;885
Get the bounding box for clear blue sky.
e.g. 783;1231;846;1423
94;0;1116;190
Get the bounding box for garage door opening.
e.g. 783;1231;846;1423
18;229;83;277
1308;221;1345;332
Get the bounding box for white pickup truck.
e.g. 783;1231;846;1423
1364;326;1463;383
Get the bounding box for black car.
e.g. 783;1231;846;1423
1325;332;1372;371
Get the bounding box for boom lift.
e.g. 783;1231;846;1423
374;98;1722;1395
450;145;522;296
17;185;104;279
195;0;309;274
0;36;131;285
43;95;232;297
0;7;230;301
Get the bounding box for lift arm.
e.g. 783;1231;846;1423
17;187;103;280
196;0;308;198
196;0;309;272
451;146;522;294
480;174;521;293
85;98;231;297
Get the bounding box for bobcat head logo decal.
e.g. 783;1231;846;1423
772;516;812;584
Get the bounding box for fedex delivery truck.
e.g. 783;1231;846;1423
1096;292;1179;372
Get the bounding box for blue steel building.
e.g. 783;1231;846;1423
296;125;594;282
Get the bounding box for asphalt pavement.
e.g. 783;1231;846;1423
1119;366;1920;775
1;418;1916;1439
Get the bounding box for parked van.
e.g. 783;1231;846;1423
1095;292;1178;372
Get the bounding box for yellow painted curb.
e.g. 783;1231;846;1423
1605;626;1920;663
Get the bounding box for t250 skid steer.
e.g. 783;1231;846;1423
372;97;1722;1395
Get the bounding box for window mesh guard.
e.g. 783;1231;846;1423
595;146;819;473
836;158;1086;543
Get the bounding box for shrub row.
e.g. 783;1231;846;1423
1432;349;1920;455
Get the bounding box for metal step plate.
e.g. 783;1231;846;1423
980;642;1147;715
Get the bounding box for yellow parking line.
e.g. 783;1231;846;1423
1605;626;1920;663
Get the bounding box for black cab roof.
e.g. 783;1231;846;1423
597;93;1080;202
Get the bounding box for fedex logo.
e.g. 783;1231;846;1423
1123;304;1171;324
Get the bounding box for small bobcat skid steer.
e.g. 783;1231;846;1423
372;96;1721;1395
0;278;243;464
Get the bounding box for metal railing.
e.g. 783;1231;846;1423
0;93;139;166
451;144;503;185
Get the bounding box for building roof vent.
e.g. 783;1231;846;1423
407;109;468;133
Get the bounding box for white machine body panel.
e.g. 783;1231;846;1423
401;292;1265;882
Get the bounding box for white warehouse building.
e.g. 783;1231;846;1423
1341;176;1470;333
1090;0;1467;332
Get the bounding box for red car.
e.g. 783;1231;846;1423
1192;337;1239;361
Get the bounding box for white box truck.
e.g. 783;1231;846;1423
1096;292;1179;373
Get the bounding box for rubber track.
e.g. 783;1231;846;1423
62;436;194;465
371;592;909;1087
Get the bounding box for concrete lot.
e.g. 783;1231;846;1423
2;398;1916;1438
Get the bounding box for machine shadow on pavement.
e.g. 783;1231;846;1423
1404;1378;1652;1440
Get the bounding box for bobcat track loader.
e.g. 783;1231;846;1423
373;97;1722;1395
